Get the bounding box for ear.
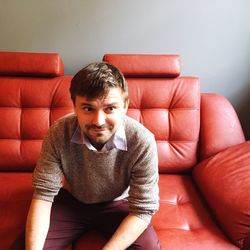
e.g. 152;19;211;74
72;96;78;114
73;102;77;114
123;99;129;113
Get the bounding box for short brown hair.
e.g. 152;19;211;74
70;62;128;104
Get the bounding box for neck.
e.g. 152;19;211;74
91;141;105;151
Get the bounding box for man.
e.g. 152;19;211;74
25;62;161;250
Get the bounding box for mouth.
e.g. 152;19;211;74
91;127;106;132
85;125;111;138
88;125;109;131
89;128;107;136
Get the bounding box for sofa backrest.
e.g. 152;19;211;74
104;54;200;173
0;52;73;171
0;52;201;173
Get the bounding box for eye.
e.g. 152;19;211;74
81;106;93;112
105;106;116;113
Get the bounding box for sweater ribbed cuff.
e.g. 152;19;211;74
133;213;152;224
32;191;55;203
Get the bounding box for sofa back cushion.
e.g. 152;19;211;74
0;52;73;171
104;54;200;173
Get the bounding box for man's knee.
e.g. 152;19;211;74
130;224;161;250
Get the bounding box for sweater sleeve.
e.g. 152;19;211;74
32;125;63;202
128;133;159;224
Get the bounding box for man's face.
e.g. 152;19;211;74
74;87;128;150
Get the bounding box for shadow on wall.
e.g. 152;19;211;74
237;82;250;140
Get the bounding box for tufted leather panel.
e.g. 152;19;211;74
0;76;73;171
103;54;180;78
0;51;64;77
104;55;200;173
0;52;73;171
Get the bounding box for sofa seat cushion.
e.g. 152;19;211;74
154;175;238;250
73;175;238;250
0;172;33;250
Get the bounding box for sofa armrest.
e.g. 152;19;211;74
200;93;245;160
193;141;250;249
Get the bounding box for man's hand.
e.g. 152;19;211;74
25;198;52;250
102;213;148;250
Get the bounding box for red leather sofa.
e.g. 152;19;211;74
0;52;249;250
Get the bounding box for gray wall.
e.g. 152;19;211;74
1;0;250;138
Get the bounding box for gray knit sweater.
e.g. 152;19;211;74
33;114;159;223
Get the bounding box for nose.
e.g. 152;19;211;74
92;110;106;127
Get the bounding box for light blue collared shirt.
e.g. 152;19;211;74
71;123;127;152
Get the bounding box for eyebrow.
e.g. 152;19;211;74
80;103;94;106
80;102;119;107
104;102;119;107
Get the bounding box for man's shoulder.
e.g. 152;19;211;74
124;115;155;143
49;113;78;137
53;112;77;125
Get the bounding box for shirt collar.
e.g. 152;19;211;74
71;122;127;152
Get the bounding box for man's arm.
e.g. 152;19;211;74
103;129;159;250
102;213;148;250
25;198;52;250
